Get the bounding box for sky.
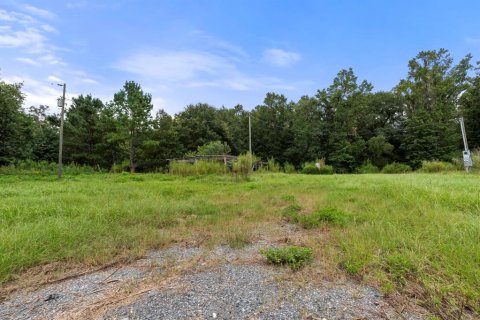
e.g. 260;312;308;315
1;0;480;114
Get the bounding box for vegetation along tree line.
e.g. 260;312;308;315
2;48;480;173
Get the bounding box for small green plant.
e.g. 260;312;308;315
284;206;350;229
301;163;319;174
385;253;417;284
358;161;380;174
281;194;296;202
318;165;334;174
261;246;313;270
382;162;412;174
266;157;281;172
420;160;457;173
226;231;251;249
283;162;296;173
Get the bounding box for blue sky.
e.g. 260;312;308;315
1;0;480;114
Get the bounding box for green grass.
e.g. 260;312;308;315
261;246;313;270
0;172;479;317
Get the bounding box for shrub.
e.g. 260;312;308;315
261;246;313;270
358;161;380;174
266;157;281;172
301;163;319;174
382;162;412;174
420;160;457;173
283;162;296;173
318;165;334;175
232;153;257;179
301;160;333;175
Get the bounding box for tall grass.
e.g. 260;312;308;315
0;173;479;317
169;160;227;176
0;160;100;175
232;153;257;179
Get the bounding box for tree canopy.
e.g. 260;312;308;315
1;49;478;172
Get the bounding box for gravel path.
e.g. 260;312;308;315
0;244;428;320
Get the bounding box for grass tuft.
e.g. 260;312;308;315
261;246;313;270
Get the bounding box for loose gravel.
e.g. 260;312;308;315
0;244;428;320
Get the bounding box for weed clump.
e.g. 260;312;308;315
358;161;380;174
382;162;412;174
420;160;457;173
261;246;313;270
385;253;417;285
283;206;350;229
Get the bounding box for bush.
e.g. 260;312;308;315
382;162;412;174
232;153;257;179
318;164;334;175
283;162;296;173
301;160;333;175
420;160;457;173
358;161;380;174
266;157;281;172
169;160;227;176
261;246;313;270
301;163;319;174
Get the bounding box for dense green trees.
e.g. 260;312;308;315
1;49;479;172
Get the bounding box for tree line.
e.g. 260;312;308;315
1;48;480;173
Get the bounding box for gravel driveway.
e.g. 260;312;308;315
0;243;428;320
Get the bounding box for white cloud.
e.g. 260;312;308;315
80;78;99;85
0;27;45;48
263;48;301;67
0;7;65;64
114;51;234;82
3;75;62;107
23;4;56;20
16;57;39;65
47;75;63;83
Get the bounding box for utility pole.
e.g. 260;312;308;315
57;83;66;179
248;113;252;155
456;90;472;173
459;117;473;173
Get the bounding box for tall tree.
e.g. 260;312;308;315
251;93;294;163
64;95;105;166
141;109;183;170
175;103;226;151
112;81;153;173
461;72;480;149
397;49;472;167
317;69;372;172
0;80;27;165
28;105;59;162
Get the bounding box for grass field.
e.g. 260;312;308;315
0;172;479;317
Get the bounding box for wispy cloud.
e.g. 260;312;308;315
16;57;39;66
263;48;301;67
0;7;63;63
114;49;298;92
23;4;56;20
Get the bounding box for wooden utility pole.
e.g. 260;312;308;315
58;83;66;179
248;113;252;155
